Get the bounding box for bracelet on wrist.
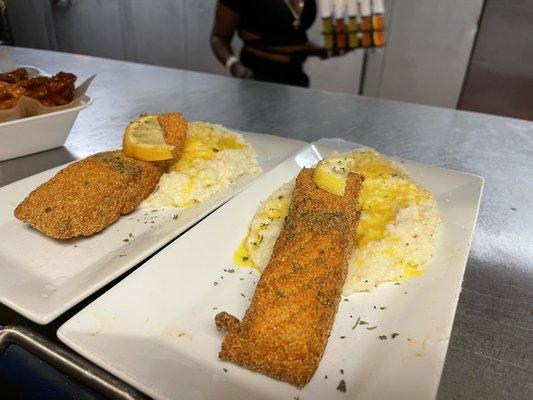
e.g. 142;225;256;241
225;56;238;71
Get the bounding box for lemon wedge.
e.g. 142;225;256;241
123;115;175;161
312;156;354;196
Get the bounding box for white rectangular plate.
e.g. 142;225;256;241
0;132;306;324
58;140;483;400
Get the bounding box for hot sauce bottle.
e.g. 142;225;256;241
346;0;358;49
371;0;385;47
359;0;372;48
319;0;334;54
334;0;347;54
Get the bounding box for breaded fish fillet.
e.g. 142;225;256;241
14;151;163;239
215;168;363;387
15;113;188;239
158;112;187;159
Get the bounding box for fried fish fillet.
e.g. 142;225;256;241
215;168;363;387
14;113;188;239
157;112;187;159
14;151;163;239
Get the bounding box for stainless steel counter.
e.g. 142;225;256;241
1;46;531;399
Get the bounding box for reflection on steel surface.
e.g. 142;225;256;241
0;326;145;400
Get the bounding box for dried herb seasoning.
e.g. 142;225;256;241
337;379;346;392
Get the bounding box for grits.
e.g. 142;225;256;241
237;149;441;296
142;122;261;209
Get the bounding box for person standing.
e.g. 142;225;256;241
210;0;328;87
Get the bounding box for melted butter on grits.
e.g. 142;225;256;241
142;122;261;209
235;149;441;295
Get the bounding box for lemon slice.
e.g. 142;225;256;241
123;115;175;161
312;156;353;196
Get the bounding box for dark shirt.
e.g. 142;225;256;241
220;0;317;46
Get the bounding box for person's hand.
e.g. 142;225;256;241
322;47;357;58
317;48;330;59
301;42;353;59
230;62;253;79
300;42;327;58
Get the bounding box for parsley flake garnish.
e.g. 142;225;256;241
337;379;346;393
391;332;399;339
378;335;387;340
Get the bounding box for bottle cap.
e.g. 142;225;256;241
372;0;385;14
346;0;357;17
319;0;332;18
359;0;371;17
334;0;345;19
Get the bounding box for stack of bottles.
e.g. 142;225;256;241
320;0;385;54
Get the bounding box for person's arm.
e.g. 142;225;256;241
210;2;253;79
303;41;329;59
